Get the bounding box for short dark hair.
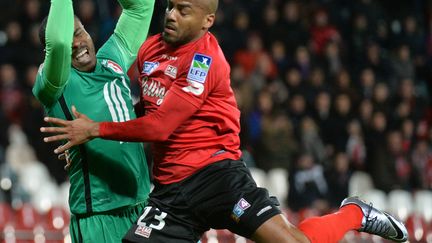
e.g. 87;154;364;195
38;16;48;47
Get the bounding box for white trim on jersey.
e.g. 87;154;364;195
103;83;119;122
110;80;126;122
103;79;131;122
115;78;131;121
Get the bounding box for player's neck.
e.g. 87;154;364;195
165;31;208;49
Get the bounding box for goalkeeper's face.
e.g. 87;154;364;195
71;18;96;72
163;0;215;46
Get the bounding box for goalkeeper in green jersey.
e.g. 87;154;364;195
32;0;154;242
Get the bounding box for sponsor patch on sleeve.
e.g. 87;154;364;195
187;53;212;83
164;65;177;79
142;61;159;75
102;60;124;74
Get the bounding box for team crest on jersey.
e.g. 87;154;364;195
231;198;251;222
164;65;177;79
135;225;152;238
142;61;159;75
187;53;212;83
102;60;123;74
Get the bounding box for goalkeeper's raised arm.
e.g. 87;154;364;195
107;0;155;69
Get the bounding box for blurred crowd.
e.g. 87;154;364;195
0;0;431;214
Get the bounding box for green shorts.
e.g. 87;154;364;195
70;202;145;243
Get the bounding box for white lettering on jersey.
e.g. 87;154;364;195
182;80;204;96
141;77;167;105
161;54;178;60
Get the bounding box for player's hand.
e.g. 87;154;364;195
40;106;100;154
58;150;72;171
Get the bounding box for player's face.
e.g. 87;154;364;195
71;18;96;72
163;0;214;46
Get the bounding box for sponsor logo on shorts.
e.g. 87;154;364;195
256;205;272;216
187;53;212;83
135;225;152;238
231;198;251;222
238;198;251;210
142;61;159;75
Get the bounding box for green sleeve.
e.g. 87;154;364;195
97;0;154;70
32;0;73;106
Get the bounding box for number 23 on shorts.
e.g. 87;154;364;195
135;206;167;238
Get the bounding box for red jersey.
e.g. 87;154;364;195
101;32;242;184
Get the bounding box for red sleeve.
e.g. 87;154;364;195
99;90;198;142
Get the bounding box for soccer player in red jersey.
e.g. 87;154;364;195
41;0;408;242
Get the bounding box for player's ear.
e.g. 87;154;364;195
203;13;215;30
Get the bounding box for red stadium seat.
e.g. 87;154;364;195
427;221;432;243
405;213;428;242
0;202;14;229
15;203;40;230
44;206;70;242
0;202;15;243
14;203;40;243
44;206;69;231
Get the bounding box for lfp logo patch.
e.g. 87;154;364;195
142;61;159;75
187;53;212;83
134;225;152;238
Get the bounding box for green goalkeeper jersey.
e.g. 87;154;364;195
33;0;154;215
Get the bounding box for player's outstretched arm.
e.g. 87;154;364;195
33;0;73;105
41;91;198;153
41;106;100;154
112;0;155;68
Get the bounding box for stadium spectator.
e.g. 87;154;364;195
390;44;415;92
279;1;309;56
234;32;277;80
299;117;327;165
411;139;432;189
325;152;352;208
288;153;328;212
310;8;340;56
361;41;391;82
333;69;361;105
258;111;298;171
346;119;367;170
